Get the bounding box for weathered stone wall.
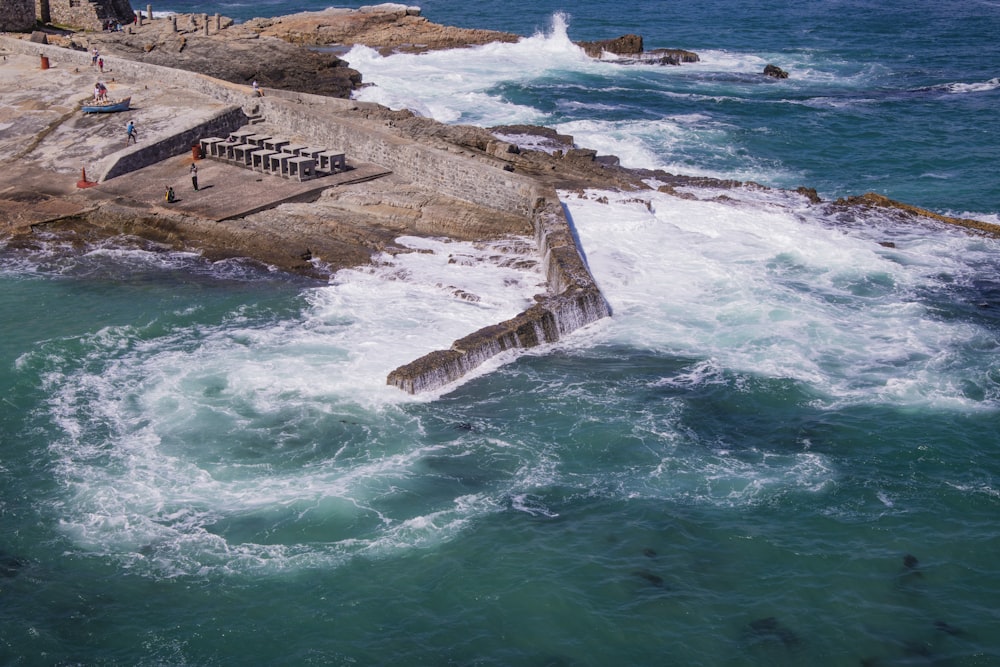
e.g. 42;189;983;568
35;0;135;31
0;0;36;32
2;34;253;104
100;106;247;180
256;90;539;217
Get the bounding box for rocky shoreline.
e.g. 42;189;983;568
3;5;1000;392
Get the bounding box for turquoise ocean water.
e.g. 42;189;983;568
2;1;999;665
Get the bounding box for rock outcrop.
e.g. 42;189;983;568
763;63;789;79
576;34;699;65
60;18;363;98
578;34;644;58
245;6;520;55
834;192;1000;236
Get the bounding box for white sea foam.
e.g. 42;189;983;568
40;235;545;575
558;187;1000;410
43;187;1000;572
942;77;1000;94
345;13;811;184
553;117;798;183
347;12;594;124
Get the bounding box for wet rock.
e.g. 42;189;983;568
764;63;789;78
614;48;701;66
796;186;822;203
577;34;644;58
835;192;1000;238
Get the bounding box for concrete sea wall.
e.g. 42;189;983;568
3;35;611;393
101;106;246;181
255;88;539;218
386;195;611;394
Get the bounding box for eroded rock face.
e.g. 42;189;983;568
245;7;520;55
577;33;644;58
73;26;362;98
575;35;699;65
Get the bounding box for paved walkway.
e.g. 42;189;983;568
81;154;391;221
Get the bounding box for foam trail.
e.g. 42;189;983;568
33;236;545;574
939;77;1000;94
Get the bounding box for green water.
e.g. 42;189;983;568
1;254;997;664
4;0;1000;662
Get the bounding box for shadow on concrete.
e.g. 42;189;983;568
81;154;392;221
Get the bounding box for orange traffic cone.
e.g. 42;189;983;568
77;167;97;188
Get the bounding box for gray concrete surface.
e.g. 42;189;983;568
82;153;391;221
0;48;389;226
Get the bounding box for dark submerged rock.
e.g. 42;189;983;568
0;553;27;577
632;569;665;587
933;620;965;636
746;616;800;647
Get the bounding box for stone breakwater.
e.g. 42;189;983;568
387;196;611;394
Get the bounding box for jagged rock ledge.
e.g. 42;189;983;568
577;34;700;65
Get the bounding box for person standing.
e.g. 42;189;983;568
125;120;137;146
98;57;104;73
190;163;199;191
